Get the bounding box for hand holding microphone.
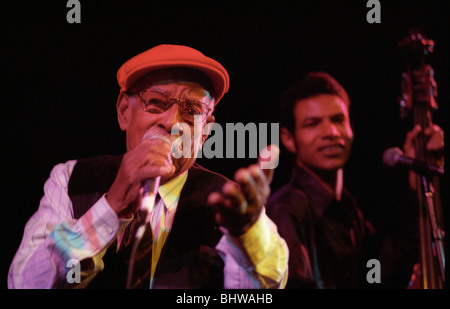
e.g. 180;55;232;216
106;127;174;220
140;127;173;223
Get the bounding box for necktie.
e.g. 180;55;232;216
125;195;162;289
150;197;169;288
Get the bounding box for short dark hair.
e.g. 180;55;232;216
278;72;350;133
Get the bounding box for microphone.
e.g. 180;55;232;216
382;147;444;176
140;128;172;221
127;127;173;289
141;176;161;223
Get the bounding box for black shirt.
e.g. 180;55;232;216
267;165;416;289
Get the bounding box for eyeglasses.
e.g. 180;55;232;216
137;90;213;125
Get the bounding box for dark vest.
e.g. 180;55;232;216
68;154;227;288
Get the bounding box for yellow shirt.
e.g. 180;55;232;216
149;169;288;288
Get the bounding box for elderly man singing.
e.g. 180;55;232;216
8;44;288;289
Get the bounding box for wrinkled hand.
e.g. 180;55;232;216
403;124;444;190
107;138;175;219
207;145;279;236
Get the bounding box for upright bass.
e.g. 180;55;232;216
398;29;445;289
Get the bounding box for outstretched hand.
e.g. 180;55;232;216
207;145;280;236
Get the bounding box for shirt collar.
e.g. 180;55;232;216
157;171;188;212
290;165;336;218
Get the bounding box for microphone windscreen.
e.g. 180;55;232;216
142;126;172;145
382;147;402;167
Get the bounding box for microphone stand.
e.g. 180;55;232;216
418;174;445;283
126;178;160;289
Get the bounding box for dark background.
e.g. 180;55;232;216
1;0;448;289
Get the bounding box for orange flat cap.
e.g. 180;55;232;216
117;44;230;104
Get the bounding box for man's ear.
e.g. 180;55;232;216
280;127;297;154
117;92;132;131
